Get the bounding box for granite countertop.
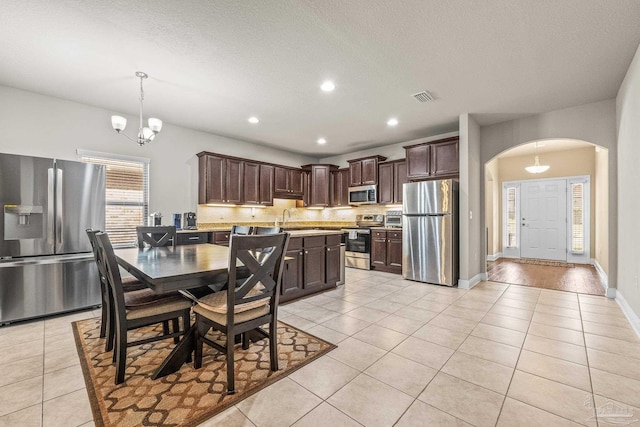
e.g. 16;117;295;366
370;227;403;231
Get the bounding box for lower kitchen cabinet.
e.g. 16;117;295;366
280;234;342;303
371;229;403;274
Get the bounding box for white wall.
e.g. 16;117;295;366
459;114;483;287
0;85;316;217
594;147;609;277
616;42;640;328
479;99;618;290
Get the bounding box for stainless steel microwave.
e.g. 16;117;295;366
348;185;377;205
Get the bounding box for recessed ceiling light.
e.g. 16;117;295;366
320;81;335;92
387;118;398;126
317;138;327;145
248;117;259;124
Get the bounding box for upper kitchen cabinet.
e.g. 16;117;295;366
244;162;274;206
404;136;459;180
301;164;338;207
347;155;387;186
197;152;244;204
331;168;350;207
378;160;408;205
274;166;304;199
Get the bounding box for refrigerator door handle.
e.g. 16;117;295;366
47;168;55;250
55;168;64;252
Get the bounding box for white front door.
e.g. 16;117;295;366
520;180;567;261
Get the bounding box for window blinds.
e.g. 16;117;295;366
79;153;149;246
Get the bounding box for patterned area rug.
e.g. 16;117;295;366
73;318;335;427
512;258;575;268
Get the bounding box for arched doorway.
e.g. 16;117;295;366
484;139;609;295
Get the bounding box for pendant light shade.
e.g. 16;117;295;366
525;142;550;174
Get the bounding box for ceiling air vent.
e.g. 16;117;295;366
411;91;435;103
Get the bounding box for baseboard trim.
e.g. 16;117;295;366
486;253;502;262
591;258;609;290
615;290;640;338
458;272;485;289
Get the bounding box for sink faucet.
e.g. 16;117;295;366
282;208;291;225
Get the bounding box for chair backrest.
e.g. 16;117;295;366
231;225;252;235
94;232;128;322
226;233;290;322
136;226;177;249
86;228;109;290
252;226;282;235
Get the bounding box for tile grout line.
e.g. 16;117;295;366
492;283;538;427
578;295;598;426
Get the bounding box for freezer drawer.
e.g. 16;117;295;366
0;255;101;324
402;215;455;286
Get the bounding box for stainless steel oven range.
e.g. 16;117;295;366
342;214;384;270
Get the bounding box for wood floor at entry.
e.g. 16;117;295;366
487;258;605;296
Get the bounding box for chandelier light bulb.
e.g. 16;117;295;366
111;115;127;132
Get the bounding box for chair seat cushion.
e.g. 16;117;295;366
125;293;192;320
124;288;181;308
193;302;269;325
196;286;267;315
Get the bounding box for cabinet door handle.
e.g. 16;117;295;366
305;251;308;254
299;251;303;255
327;248;331;252
188;237;199;240
225;235;229;238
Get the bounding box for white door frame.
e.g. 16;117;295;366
502;175;591;263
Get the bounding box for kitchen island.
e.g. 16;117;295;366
179;227;344;303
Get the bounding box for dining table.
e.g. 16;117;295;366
115;243;235;379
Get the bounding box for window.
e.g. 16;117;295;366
78;150;149;246
571;182;584;253
505;186;518;247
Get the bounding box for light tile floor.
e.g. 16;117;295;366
1;269;639;426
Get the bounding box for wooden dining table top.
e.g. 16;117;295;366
115;244;232;294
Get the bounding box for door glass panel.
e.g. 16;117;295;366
506;187;518;247
571;183;584;253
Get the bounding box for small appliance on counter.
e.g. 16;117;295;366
183;212;197;230
173;213;182;230
150;212;162;226
384;210;402;228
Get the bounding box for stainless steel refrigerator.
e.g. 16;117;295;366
402;179;458;286
0;153;105;324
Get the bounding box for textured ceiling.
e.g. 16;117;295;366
1;0;639;156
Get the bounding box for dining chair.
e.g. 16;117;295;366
86;229;146;343
94;231;193;384
192;232;290;394
230;225;252;235
136;225;177;249
251;226;282;235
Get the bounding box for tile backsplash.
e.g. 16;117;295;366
197;199;399;227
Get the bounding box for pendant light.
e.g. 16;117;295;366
525;142;550;174
111;71;162;146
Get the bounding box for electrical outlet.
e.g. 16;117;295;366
469;211;473;220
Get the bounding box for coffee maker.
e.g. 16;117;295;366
183;212;197;230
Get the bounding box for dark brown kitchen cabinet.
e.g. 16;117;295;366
378;160;407;205
212;230;231;246
274;166;304;198
331;168;350;207
325;234;342;285
244;162;274;206
394;160;408;203
347;155;387;186
371;230;403;274
281;237;304;298
301;164;338;207
404;137;459;180
197;153;244;204
430;138;459;177
280;233;342;303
